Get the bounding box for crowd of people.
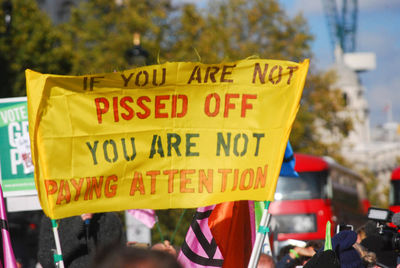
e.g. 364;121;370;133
5;211;400;268
33;212;182;268
257;223;399;268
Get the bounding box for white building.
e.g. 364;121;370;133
331;47;400;197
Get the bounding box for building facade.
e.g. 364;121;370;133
332;48;400;199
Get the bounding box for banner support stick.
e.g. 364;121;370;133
171;209;186;244
247;201;272;268
51;220;64;268
155;216;164;242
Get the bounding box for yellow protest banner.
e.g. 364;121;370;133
26;59;309;219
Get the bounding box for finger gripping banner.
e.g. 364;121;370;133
25;59;309;219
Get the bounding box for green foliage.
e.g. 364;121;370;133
291;70;352;158
61;0;174;74
0;0;71;97
165;0;313;63
164;0;352;156
361;169;389;208
152;209;195;247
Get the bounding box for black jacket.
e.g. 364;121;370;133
38;213;125;268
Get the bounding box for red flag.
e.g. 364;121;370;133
209;201;255;268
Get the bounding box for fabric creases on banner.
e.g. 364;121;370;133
25;59;309;219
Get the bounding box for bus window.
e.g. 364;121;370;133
390;180;400;206
330;169;360;210
272;214;316;234
274;171;328;201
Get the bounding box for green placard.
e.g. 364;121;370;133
0;97;36;196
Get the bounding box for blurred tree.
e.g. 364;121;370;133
152;209;195;247
0;0;71;97
165;0;351;156
292;70;353;159
62;0;174;74
166;0;312;63
361;168;388;207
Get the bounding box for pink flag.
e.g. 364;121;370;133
0;184;17;268
178;202;255;268
177;205;224;267
127;209;156;228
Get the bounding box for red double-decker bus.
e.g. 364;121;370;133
389;167;400;213
269;154;369;244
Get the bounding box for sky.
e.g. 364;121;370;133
173;0;400;127
279;0;400;127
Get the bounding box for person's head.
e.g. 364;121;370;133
257;253;275;268
353;243;377;267
331;230;364;268
91;244;182;268
305;240;322;250
277;245;295;261
299;241;322;265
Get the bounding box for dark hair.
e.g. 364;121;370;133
305;240;322;250
297;240;323;264
91;244;182;268
277;245;295;261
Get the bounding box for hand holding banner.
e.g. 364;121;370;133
26;59;309;219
